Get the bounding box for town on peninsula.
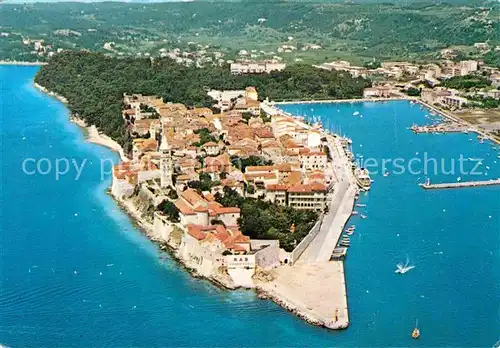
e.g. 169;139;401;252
29;41;500;330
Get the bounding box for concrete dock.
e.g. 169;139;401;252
259;102;358;330
256;261;349;330
420;179;500;190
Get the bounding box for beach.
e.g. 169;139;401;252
33;82;130;162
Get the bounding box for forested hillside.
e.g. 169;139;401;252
2;0;499;63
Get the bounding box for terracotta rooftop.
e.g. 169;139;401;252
287;183;327;193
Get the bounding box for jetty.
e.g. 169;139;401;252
409;123;473;134
420;179;500;190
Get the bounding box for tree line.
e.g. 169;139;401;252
35;51;370;148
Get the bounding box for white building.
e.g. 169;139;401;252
230;62;286;75
459;60;478;76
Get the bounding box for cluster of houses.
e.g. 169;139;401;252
350;57;500;109
110;88;333;287
316;59;489;82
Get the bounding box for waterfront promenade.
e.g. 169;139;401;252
298;135;356;263
272;97;410;105
256;107;355;329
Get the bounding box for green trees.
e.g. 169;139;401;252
405;87;421;96
3;1;497;64
230;155;272;171
441;75;492;90
192;128;217;147
483;51;500;68
159;200;180;222
215;187;318;252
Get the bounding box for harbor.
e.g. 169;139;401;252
5;67;499;345
278;99;499;346
255;103;358;330
271;97;410;105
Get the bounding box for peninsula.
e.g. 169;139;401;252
33;52;374;330
32;49;500;330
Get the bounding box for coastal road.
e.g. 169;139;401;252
297;137;356;263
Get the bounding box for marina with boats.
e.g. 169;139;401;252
273;98;498;344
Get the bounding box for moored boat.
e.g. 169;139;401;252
354;168;372;190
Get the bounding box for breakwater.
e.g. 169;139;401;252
420;179;500;190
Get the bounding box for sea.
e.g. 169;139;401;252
0;66;498;347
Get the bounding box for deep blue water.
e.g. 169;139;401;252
0;66;498;347
279;101;500;347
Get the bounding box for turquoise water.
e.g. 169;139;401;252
0;66;498;346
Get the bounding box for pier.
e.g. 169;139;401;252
257;103;354;330
409;123;473;134
420;179;500;190
271;96;409;105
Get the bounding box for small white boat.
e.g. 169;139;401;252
383;171;390;177
395;257;415;274
355;204;366;207
353;111;360;116
360;214;367;219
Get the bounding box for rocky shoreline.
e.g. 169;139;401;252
110;191;238;290
34;81;348;332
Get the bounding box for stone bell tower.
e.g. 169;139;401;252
160;133;173;188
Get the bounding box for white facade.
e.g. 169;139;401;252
251;240;281;270
153;212;174;241
230;62;286;75
111;177;135;199
179;232;224;277
224;254;256;287
300;153;327;171
179;211;209;226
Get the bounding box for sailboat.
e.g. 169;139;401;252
411;319;420;339
395;257;415;274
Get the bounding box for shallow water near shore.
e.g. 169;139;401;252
1;66;499;346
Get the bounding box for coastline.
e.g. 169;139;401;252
274;96;500;146
35;81;355;331
35;81;242;292
33;82;130;162
272;96;411;105
415;99;500;146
